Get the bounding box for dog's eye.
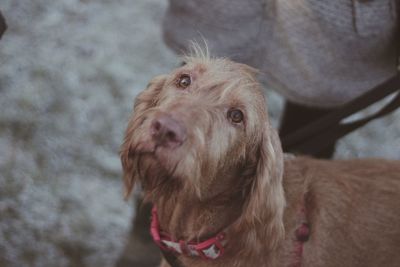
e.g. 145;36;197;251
177;74;191;88
228;109;244;124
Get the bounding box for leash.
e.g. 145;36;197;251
281;72;400;155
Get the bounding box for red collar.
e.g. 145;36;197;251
150;206;227;260
150;205;310;264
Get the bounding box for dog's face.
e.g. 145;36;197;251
121;56;283;209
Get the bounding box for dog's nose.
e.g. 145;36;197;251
150;114;186;148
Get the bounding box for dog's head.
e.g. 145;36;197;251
121;54;285;247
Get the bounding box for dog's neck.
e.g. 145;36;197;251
148;158;310;264
153;188;246;243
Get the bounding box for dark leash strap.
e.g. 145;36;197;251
281;73;400;155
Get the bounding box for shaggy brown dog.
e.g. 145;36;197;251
121;52;400;267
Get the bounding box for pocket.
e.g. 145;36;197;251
353;0;397;37
305;0;397;37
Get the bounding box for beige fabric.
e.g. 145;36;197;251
163;0;399;107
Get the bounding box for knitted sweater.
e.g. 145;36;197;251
163;0;399;107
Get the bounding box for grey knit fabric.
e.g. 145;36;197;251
163;0;399;107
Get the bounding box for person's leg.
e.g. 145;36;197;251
279;101;337;159
0;10;7;39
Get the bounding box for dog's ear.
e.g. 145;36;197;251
241;124;285;250
120;75;167;199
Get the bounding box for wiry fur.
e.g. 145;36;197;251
120;54;400;267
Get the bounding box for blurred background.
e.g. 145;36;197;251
0;1;398;267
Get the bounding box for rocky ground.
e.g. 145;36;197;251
0;1;398;267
